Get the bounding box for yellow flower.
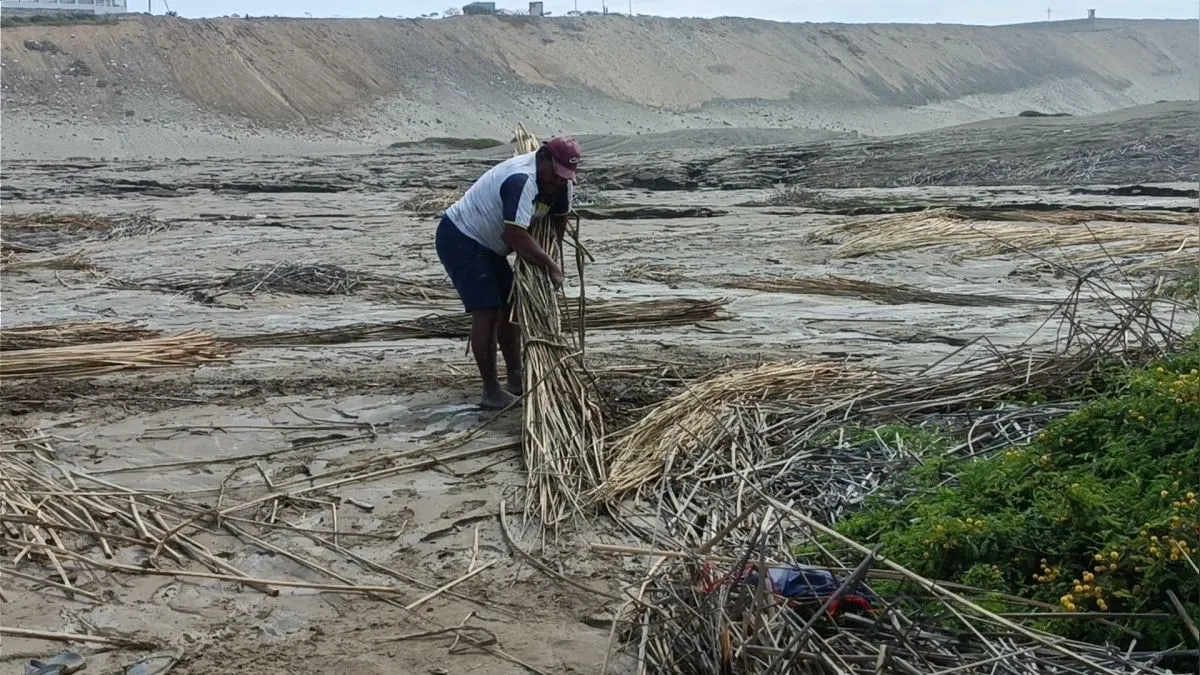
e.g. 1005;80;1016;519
1097;599;1108;611
1109;551;1119;561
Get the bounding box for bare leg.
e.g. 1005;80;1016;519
498;303;523;394
471;309;516;409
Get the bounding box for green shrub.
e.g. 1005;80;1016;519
835;337;1200;649
388;137;504;150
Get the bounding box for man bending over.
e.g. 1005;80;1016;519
435;137;581;409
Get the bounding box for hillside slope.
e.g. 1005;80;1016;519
1;15;1196;157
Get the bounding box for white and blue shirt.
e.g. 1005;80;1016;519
445;151;573;256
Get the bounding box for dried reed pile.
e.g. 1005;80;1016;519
617;505;1180;675
596;362;876;502
110;262;456;302
598;277;1191;674
228;298;727;347
1;321;162;351
399;188;464;216
0;250;95;273
616;264;689;285
822;208;1197;260
716;274;1048;307
2;210;170;246
0;331;227;378
0;429;255;596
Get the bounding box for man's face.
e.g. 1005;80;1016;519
539;157;569;192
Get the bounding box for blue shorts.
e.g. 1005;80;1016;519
435;215;514;313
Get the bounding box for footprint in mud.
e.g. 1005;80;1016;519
440;498;486;520
389;488;419;501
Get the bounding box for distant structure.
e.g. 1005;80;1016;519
0;0;126;15
462;1;495;14
529;1;542;16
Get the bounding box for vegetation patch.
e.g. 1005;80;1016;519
388;136;504;150
830;332;1200;650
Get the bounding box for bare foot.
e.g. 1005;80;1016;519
480;388;518;410
506;371;524;396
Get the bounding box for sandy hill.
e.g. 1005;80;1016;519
0;15;1196;158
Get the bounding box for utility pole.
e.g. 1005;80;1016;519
1046;7;1052;22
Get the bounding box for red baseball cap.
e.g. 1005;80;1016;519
545;137;582;181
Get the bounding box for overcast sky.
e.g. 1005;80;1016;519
165;0;1199;23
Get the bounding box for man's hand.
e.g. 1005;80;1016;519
504;224;565;286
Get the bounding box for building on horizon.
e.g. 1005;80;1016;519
1;0;127;15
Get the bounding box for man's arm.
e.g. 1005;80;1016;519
549;183;573;247
499;174;563;282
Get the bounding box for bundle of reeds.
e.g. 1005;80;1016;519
513;123;540;154
226;297;728;347
513;222;607;529
509;124;607;529
823;208;1197;260
0;330;227;378
1;321;162;351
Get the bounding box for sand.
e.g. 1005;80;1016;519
1;15;1197;159
2;12;1198;675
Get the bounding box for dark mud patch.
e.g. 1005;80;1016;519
1070;184;1199;199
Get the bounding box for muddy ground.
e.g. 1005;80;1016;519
2;118;1198;675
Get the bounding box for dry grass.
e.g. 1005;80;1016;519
1;321;162;351
0;331;228;378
